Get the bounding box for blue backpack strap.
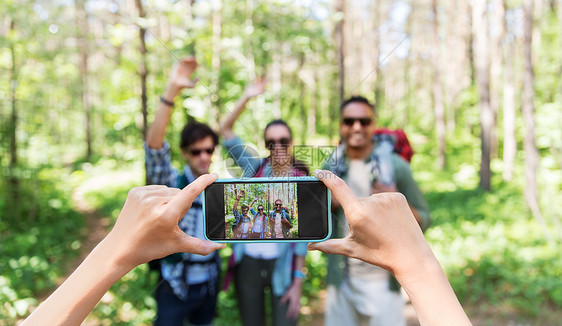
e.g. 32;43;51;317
177;172;202;209
178;172;190;189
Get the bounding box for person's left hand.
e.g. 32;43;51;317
280;279;302;320
107;174;225;270
244;76;267;98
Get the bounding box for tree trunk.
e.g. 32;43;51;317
373;1;383;112
134;0;149;184
272;49;282;119
472;0;493;191
298;54;307;143
211;0;222;124
334;0;345;104
308;55;318;136
467;3;476;87
432;0;446;169
522;0;553;244
134;0;148;141
489;0;506;159
76;0;92;161
502;38;516;181
8;19;20;222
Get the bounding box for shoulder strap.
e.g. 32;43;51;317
177;172;190;189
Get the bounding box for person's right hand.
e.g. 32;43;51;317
308;170;436;282
243;76;266;98
167;57;199;96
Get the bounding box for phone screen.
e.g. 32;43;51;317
204;178;330;242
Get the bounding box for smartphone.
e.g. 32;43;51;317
203;177;331;242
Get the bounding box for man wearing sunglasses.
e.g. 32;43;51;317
232;193;258;239
144;57;221;326
323;96;430;326
269;199;293;239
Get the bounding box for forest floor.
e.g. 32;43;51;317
27;183;557;326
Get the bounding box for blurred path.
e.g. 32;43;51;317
300;289;420;326
33;186;110;309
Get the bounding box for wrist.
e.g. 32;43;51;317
293;269;305;280
163;85;180;101
393;253;442;288
99;231;137;275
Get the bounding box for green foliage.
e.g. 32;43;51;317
419;147;562;316
0;167;84;322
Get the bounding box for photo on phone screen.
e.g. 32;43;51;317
204;178;331;242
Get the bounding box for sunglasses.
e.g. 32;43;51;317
275;203;282;206
189;148;214;156
265;138;291;149
258;208;264;210
342;118;372;127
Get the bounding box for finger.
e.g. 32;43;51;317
145;186;181;197
287;302;299;320
280;293;288;304
308;238;354;257
180;56;197;66
314;170;361;215
139;185;169;191
177;233;225;256
167;173;218;218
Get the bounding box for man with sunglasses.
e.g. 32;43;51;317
232;193;257;239
269;199;293;239
144;57;221;326
323;96;430;326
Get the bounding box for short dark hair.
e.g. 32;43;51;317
241;204;249;211
264;119;293;140
340;96;375;114
180;121;219;150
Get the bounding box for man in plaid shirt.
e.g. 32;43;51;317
145;57;220;326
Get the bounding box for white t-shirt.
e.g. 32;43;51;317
345;159;388;281
244;243;279;259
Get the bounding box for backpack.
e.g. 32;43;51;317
374;128;414;163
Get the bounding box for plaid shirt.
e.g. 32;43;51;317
145;142;219;301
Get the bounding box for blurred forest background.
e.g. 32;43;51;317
1;0;561;324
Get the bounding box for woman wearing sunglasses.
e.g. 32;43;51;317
251;204;268;239
218;78;309;326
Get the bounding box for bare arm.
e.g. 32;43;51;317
310;170;471;326
232;191;244;212
249;196;258;209
281;255;305;320
218;77;266;140
22;176;224;326
146;57;198;149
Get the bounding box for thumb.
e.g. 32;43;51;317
186;77;199;88
307;238;355;256
176;233;225;256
